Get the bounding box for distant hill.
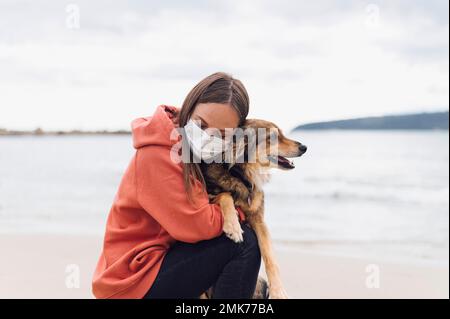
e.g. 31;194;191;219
0;128;130;136
293;111;449;131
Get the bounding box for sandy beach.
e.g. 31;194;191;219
0;234;447;299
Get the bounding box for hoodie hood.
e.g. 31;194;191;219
131;105;180;149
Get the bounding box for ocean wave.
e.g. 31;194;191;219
265;187;449;206
273;238;449;247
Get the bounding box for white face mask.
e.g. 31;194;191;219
184;119;231;162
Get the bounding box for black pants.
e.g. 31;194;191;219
143;222;261;299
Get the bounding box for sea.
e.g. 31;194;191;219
0;130;448;265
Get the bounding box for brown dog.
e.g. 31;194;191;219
200;119;307;299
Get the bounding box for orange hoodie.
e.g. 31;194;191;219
92;104;245;299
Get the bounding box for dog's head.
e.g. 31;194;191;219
227;119;307;170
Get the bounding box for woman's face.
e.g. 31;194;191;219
190;103;240;136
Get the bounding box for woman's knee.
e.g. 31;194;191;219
241;223;257;245
240;223;261;259
217;222;260;261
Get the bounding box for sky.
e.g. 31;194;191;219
0;0;448;131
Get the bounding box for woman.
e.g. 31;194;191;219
92;72;262;299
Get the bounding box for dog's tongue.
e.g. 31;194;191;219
278;155;294;167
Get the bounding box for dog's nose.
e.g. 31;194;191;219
299;144;307;153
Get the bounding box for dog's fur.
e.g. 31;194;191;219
200;119;307;299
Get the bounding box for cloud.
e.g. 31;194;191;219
0;0;448;130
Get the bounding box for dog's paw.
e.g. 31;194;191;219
252;276;269;299
223;216;244;243
269;287;289;299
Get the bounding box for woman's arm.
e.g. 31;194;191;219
135;145;224;243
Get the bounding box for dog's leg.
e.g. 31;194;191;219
213;192;244;243
242;192;288;298
248;215;288;299
199;286;214;299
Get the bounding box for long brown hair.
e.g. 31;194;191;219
177;72;250;202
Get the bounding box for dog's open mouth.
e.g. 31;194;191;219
268;155;295;169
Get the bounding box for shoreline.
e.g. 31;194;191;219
275;241;449;268
1;233;448;299
2;227;447;267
